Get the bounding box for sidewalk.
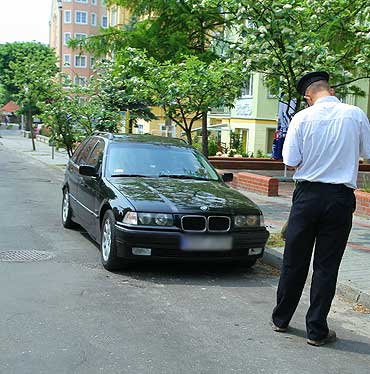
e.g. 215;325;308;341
1;128;370;309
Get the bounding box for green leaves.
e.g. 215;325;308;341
190;0;370;110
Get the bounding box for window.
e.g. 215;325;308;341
64;32;71;46
240;76;253;98
71;139;90;164
77;139;98;165
101;16;108;28
90;57;96;68
92;0;97;5
64;54;71;67
87;140;105;168
75;0;88;3
75;11;88;24
64;0;72;2
63;75;72;88
74;76;87;86
136;124;144;135
111;7;117;26
75;33;87;40
64;10;71;23
75;55;87;68
267;128;276;154
91;13;97;26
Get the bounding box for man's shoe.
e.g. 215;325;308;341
272;323;288;333
307;330;336;347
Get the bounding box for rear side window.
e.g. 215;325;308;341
86;140;105;168
76;138;98;165
71;139;89;163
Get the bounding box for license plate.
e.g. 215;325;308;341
181;235;232;251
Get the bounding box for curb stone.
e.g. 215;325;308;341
261;247;370;310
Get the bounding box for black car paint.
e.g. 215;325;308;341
63;135;269;261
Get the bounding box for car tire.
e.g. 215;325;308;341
241;258;257;268
101;210;122;271
62;189;75;229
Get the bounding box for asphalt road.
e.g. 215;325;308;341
1;139;370;374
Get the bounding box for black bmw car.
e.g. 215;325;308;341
62;132;269;271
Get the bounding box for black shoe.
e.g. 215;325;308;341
307;330;336;347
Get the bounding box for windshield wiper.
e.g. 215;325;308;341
158;174;210;181
110;174;150;178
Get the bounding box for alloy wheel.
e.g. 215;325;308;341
102;218;112;262
62;191;70;223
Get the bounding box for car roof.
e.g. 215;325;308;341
93;132;190;147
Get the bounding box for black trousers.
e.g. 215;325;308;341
272;181;355;340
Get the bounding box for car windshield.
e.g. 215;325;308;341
106;143;220;181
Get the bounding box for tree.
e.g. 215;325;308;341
9;50;58;150
145;54;244;149
89;57;156;132
79;0;230;63
40;56;156;155
191;0;370;115
0;42;58;103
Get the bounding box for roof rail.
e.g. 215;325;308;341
92;131;114;140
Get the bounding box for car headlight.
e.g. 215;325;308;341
123;212;174;227
234;215;264;228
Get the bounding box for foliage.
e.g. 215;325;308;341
142;53;244;144
208;136;218;156
256;149;269;158
90;57;156;130
361;174;370;193
95;0;231;62
0;42;58;103
229;131;243;155
190;0;370;114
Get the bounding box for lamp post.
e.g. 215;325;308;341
57;0;63;83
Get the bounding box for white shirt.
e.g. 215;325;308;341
283;96;370;189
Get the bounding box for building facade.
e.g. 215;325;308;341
50;0;107;86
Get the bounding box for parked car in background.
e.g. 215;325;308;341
62;133;269;271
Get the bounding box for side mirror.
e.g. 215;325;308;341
79;165;98;177
222;173;233;182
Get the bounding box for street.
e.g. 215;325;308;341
1;140;370;374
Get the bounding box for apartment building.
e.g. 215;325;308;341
50;0;107;86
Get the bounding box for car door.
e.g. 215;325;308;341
73;138;99;228
78;139;105;237
66;138;91;221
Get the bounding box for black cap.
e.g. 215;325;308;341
296;71;329;96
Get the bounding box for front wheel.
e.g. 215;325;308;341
101;210;122;271
62;189;75;229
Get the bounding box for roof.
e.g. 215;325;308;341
94;132;189;146
0;101;20;114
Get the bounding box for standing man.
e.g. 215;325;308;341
271;71;370;346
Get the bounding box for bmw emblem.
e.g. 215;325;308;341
200;206;209;211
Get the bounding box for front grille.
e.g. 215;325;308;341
181;216;207;232
208;216;231;232
181;215;231;232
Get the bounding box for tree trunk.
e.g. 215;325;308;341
185;129;192;145
28;110;36;151
202;111;208;158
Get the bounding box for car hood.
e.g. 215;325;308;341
110;177;261;214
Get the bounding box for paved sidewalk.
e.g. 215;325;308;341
1;128;370;308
